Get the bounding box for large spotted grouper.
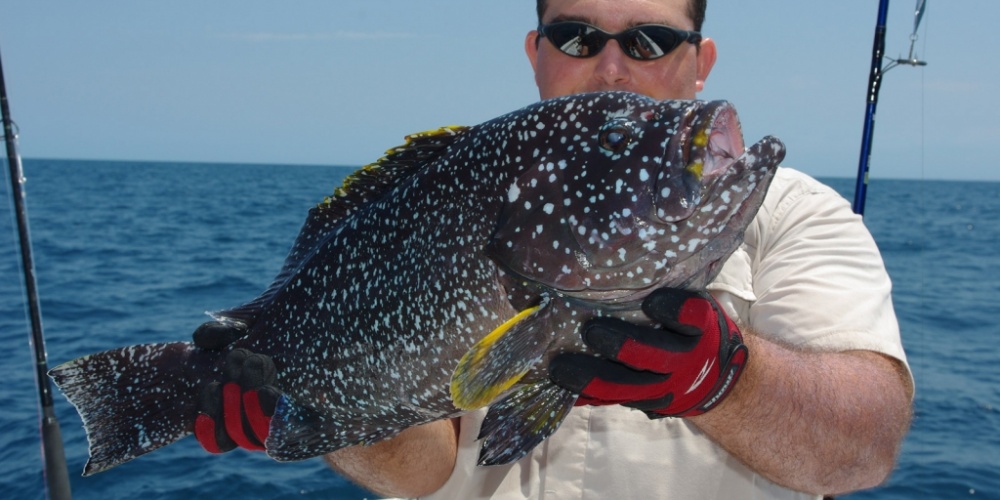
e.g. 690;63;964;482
50;91;785;476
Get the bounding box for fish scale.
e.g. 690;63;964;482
49;91;784;475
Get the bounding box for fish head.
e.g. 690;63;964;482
489;92;785;303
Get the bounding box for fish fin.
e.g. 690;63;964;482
476;382;576;466
316;125;469;223
450;301;550;410
266;397;403;461
213;126;470;325
48;342;219;476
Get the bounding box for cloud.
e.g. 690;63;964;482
219;32;415;43
924;79;993;94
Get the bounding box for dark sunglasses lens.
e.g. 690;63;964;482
546;23;606;57
621;26;683;60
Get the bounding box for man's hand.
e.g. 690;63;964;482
192;321;280;453
549;288;747;417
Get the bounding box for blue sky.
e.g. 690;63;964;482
0;1;997;180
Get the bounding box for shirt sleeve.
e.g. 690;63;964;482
713;168;909;368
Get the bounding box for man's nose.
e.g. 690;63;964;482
593;40;632;86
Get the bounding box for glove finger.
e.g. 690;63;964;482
197;381;224;416
194;381;237;453
222;348;277;389
239;352;277;389
243;385;280;443
573;394;619;407
192;321;244;350
224;348;250;381
623;394;675;414
641;288;702;323
642;288;718;326
549;353;594;394
582;317;700;373
254;385;280;417
223;382;266;451
549;352;673;403
645;288;725;332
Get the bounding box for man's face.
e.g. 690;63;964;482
526;0;716;100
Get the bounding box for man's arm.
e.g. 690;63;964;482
324;418;460;498
691;332;913;495
549;284;913;495
686;172;914;495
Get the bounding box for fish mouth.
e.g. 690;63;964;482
652;100;745;223
697;103;744;180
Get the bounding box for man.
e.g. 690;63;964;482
197;1;914;497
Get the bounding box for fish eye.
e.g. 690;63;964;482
598;119;637;154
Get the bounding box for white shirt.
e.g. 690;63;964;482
422;168;910;500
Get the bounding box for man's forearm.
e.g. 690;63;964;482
690;332;913;495
325;418;460;498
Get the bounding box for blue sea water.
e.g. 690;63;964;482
1;159;997;499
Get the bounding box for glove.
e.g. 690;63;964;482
549;288;747;418
192;321;280;453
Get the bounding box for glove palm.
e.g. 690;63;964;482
550;288;747;417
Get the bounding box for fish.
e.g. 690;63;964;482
49;91;785;476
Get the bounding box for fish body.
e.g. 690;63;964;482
50;92;785;475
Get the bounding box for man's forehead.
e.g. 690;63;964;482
542;0;693;30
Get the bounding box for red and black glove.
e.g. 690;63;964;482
549;288;747;418
192;321;280;453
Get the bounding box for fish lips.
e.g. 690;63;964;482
654;100;744;223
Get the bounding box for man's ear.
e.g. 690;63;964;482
695;37;717;93
525;30;541;75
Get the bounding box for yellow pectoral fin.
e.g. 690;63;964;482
465;305;539;367
450;305;543;410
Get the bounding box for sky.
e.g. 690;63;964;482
0;0;997;181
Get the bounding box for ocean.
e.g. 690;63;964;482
1;159;997;499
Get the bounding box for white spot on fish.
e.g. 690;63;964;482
508;183;521;202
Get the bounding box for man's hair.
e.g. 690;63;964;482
536;0;707;32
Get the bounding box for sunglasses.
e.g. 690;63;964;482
538;21;702;61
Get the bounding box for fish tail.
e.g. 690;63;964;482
49;341;220;476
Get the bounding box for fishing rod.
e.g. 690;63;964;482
853;0;928;216
1;47;73;500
